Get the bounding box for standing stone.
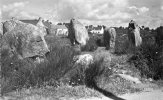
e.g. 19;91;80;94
128;20;142;47
2;19;49;59
68;18;89;46
0;22;3;36
36;17;47;36
3;18;19;34
103;27;116;52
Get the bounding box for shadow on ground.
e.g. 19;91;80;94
86;78;125;100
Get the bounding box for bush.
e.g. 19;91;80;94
45;35;72;50
1;48;36;94
114;28;129;54
92;34;104;47
153;46;163;80
31;36;79;85
114;37;129;54
85;58;107;87
1;36;79;94
128;30;163;80
81;37;98;52
68;58;110;87
35;44;78;82
129;47;154;78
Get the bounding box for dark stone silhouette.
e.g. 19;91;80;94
156;26;163;47
128;20;142;47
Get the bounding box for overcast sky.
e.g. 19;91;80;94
1;0;163;28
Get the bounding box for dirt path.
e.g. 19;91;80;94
119;88;163;100
77;88;163;100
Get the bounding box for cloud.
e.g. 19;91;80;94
16;11;38;19
44;0;131;27
139;7;149;13
2;1;37;20
128;6;149;15
161;6;163;10
0;8;2;20
2;2;29;12
127;5;163;28
2;0;162;28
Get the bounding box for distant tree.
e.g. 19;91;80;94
88;25;93;29
151;29;155;32
119;26;123;29
57;23;62;25
102;25;106;29
97;25;102;28
142;26;145;29
85;26;89;29
144;27;150;31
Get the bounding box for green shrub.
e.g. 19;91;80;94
81;37;98;52
1;36;79;94
31;36;79;85
153;46;163;80
129;48;154;78
68;58;112;88
1;48;36;94
114;28;129;54
92;34;104;47
114;37;129;54
129;29;163;80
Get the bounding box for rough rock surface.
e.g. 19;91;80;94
2;19;49;59
69;19;89;46
36;17;47;36
103;27;116;51
73;54;94;67
3;18;19;34
0;22;3;37
117;74;141;84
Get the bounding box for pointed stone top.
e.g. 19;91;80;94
37;17;44;27
38;17;43;21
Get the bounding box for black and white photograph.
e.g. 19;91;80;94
0;0;163;100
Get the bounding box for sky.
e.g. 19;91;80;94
0;0;163;28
